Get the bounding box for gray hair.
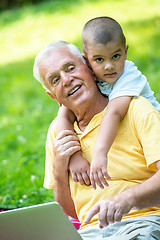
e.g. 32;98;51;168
33;40;86;92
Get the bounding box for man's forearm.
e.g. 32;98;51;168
54;168;78;219
52;130;81;219
129;169;160;210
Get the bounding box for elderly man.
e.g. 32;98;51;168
33;41;160;239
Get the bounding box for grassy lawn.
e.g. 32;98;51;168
0;0;160;208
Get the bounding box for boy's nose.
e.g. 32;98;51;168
104;62;113;71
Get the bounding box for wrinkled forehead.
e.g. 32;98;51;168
40;47;81;74
38;48;70;77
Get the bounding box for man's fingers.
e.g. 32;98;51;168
56;130;77;140
99;204;109;227
106;204;115;224
114;208;123;223
62;145;81;159
54;135;79;150
58;140;80;153
84;204;100;223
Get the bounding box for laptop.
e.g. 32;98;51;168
0;201;82;240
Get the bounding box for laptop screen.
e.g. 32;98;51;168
0;202;82;240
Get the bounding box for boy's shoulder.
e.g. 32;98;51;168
124;60;135;69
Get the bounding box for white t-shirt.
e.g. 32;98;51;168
97;60;160;112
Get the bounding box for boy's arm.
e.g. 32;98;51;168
90;96;132;189
57;106;90;186
57;105;76;131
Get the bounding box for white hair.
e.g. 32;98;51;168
33;40;86;92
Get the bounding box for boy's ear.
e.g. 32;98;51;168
125;45;129;56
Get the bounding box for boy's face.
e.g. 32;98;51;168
85;40;128;83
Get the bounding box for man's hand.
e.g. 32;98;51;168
84;192;133;228
53;130;81;173
52;130;80;219
90;153;111;190
69;152;91;186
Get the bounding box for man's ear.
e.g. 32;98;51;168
82;53;94;72
46;91;62;107
46;91;54;99
82;53;87;60
82;54;97;81
82;53;89;64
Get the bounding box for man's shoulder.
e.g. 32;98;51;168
130;96;160;116
47;117;58;137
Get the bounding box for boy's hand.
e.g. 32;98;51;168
90;154;111;190
69;152;91;186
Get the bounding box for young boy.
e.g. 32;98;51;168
57;17;160;190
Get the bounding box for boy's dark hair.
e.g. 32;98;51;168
82;16;126;53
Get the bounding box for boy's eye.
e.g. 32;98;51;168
113;54;120;60
96;58;104;63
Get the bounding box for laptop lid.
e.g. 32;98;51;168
0;201;82;240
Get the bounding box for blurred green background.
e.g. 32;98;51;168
0;0;160;209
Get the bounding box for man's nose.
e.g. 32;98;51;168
104;62;113;71
61;72;73;86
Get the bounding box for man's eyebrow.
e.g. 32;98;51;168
45;61;74;80
46;73;55;80
63;61;74;67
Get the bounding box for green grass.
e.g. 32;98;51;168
0;0;160;208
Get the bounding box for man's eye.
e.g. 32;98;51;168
96;58;104;63
52;77;60;85
113;54;120;60
68;65;75;71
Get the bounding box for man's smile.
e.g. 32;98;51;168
68;85;81;96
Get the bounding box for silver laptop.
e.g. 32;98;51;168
0;201;82;240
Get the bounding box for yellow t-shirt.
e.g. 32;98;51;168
44;96;160;228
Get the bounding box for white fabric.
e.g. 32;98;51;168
79;216;160;240
97;60;160;112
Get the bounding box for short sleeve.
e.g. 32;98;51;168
43;118;57;189
138;112;160;166
109;60;147;101
130;97;160;167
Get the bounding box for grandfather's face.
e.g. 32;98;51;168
39;47;98;110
